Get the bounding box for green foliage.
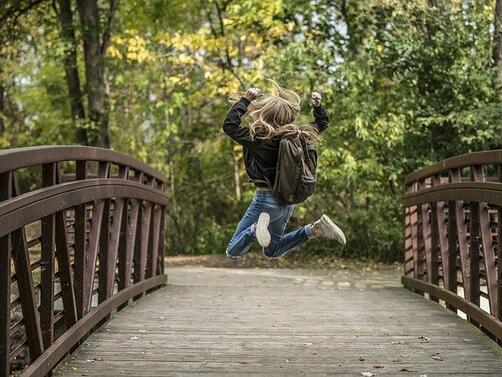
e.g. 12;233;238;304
2;0;502;261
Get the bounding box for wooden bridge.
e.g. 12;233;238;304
1;146;502;376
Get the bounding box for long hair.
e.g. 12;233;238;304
230;80;320;144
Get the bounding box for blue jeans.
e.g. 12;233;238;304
225;191;313;259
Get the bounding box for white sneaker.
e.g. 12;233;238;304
312;214;346;245
255;212;271;248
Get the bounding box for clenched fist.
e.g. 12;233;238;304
244;87;263;101
311;92;322;107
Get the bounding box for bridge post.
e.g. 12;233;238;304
0;172;12;376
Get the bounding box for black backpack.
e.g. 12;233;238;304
272;133;318;204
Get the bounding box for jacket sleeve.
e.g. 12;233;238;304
222;97;256;148
312;105;329;134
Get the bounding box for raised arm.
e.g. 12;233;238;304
311;91;329;134
222;88;262;147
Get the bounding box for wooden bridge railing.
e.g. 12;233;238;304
0;146;168;377
403;150;502;344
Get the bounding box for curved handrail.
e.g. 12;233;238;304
0;146;168;376
0;145;167;182
405;149;502;184
403;150;502;344
403;182;502;207
0;179;168;237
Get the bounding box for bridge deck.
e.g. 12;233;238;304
53;266;502;376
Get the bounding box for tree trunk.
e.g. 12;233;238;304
76;0;110;148
493;0;502;84
0;83;4;134
232;146;242;202
57;0;88;145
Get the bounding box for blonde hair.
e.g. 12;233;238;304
230;80;320;144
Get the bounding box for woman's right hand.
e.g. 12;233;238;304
244;88;263;101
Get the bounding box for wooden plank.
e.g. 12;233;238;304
74;160;87;319
0;172;12;376
40;163;57;348
448;169;470;301
471;166;498;317
52;267;502;377
11;173;44;360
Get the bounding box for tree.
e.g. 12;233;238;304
493;0;502;83
56;0;87;145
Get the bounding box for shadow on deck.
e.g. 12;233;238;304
53;267;502;377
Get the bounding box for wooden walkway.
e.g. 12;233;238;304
53;267;502;376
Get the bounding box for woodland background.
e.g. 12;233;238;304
2;0;502;261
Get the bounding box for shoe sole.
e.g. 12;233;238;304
321;214;346;246
256;212;271;248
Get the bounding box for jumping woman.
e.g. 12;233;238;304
223;81;346;260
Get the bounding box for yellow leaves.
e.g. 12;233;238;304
168;76;182;85
107;45;122;59
108;33;153;63
126;35;152;62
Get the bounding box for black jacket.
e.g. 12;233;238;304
223;96;329;188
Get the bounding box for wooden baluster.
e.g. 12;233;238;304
427;179;440;302
432;175;449;295
105;166;128;298
54;166;78;330
74;160;87;319
118;172;143;310
449;168;469;302
40;163;57;348
84;162;110;313
0;172;12;376
468;166;482;315
159;202;166;275
446;170;459;313
147;205;162;278
498;165;502;321
11;172;44;360
472;165;498;316
97;162;112;305
134;177;154;300
409;182;419;281
419;179;434;288
416;180;426;287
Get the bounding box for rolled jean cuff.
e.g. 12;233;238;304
305;224;315;239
